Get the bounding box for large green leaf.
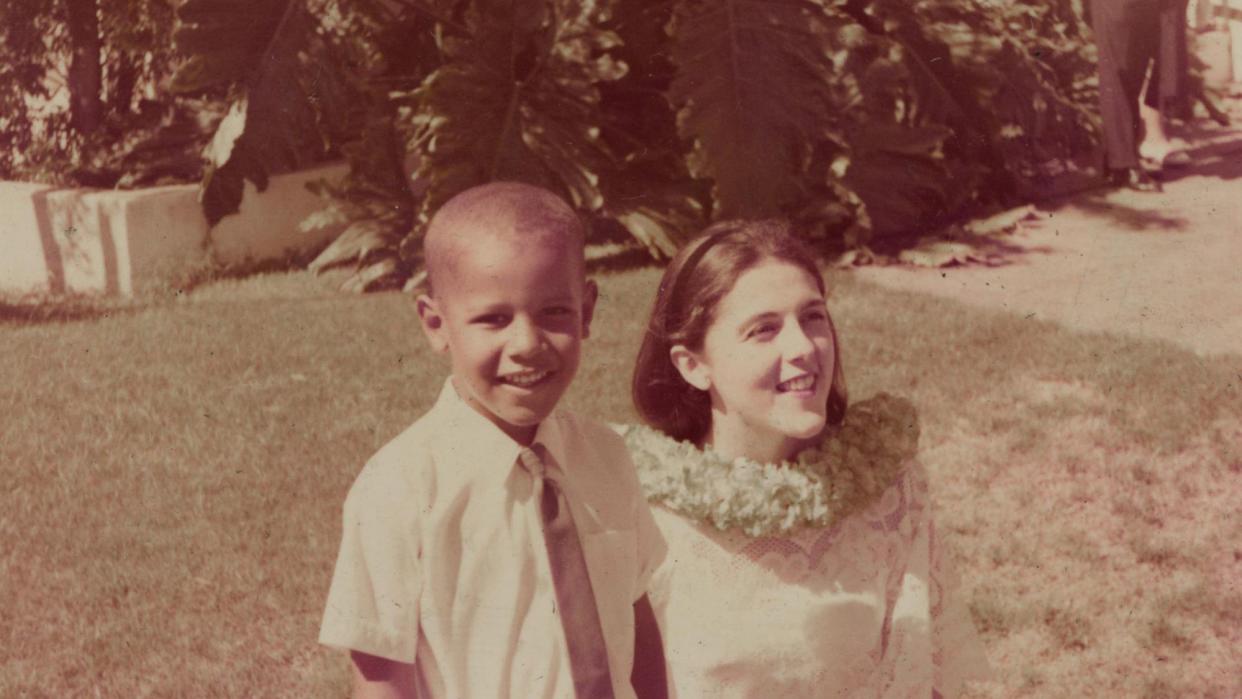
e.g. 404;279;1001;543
842;122;954;237
842;0;1097;190
595;0;707;257
411;0;623;221
843;0;972;125
305;103;416;288
668;0;837;218
171;0;357;225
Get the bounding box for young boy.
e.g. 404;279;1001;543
319;182;667;698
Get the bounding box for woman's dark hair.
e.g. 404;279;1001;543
632;219;848;444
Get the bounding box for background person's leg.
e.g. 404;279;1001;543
1090;0;1163;171
1139;0;1194;166
1145;0;1191;115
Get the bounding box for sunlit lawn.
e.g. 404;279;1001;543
2;267;1239;697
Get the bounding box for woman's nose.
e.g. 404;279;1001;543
779;321;816;361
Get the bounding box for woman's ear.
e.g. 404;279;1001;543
416;295;450;353
670;344;711;391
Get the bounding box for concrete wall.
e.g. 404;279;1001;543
0;182;57;295
0;162;348;298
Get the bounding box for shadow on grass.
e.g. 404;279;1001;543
1044;128;1242;230
1159;130;1242;184
867;131;1233;268
1027;184;1191;233
0;297;143;326
834;274;1242;455
1005;126;1242;235
167;244;330;295
0;247;333;327
1061;193;1190;232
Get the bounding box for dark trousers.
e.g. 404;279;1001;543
1150;0;1190;116
1089;0;1188;169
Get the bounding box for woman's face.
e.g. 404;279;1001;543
677;259;837;462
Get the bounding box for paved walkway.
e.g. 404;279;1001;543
854;121;1242;358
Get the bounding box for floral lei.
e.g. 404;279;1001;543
615;393;920;538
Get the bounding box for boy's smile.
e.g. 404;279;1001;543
418;234;596;445
497;368;556;390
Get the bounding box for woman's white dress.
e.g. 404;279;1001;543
648;459;991;698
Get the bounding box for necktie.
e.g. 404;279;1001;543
519;444;616;699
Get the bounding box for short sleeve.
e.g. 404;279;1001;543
319;459;423;663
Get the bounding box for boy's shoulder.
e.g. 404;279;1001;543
371;411;437;461
351;403;448;494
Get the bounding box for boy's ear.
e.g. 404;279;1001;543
670;344;711;391
580;279;599;339
416;294;450;353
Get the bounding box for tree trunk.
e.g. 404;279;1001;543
66;0;103;134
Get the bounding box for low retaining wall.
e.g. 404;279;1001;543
0;162;348;297
0;182;58;295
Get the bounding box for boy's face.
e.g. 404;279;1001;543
418;235;596;445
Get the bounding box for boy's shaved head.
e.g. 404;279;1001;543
415;181;598;444
424;182;585;294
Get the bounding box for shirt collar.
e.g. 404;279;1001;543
431;377;566;476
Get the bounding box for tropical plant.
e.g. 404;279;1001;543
169;0;363;224
0;0;215;188
170;0;1101;290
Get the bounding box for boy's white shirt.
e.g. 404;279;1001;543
320;378;667;699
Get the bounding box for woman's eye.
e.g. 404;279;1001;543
746;323;778;339
802;309;828;323
544;306;573;317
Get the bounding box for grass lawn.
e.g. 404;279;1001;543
2;267;1239;697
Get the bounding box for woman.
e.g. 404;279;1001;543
621;220;990;697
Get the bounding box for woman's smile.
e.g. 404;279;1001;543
776;373;817;394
